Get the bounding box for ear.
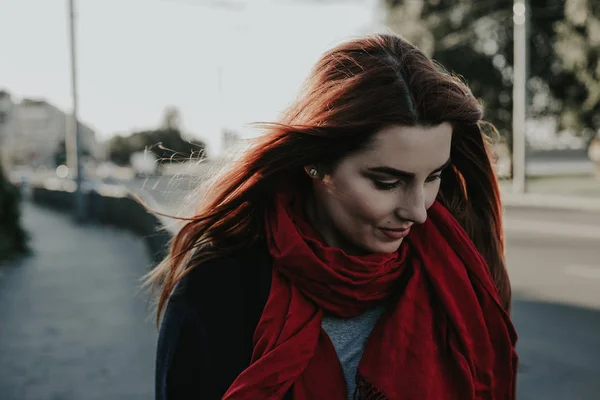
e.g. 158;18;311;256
304;165;320;179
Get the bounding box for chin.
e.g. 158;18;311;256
366;238;404;254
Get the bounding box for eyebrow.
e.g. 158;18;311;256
367;158;452;179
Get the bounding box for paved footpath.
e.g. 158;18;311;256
0;204;158;400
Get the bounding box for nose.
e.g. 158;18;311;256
395;186;428;225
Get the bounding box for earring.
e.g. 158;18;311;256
309;168;318;177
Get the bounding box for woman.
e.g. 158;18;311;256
151;33;518;400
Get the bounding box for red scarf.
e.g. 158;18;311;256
223;193;518;399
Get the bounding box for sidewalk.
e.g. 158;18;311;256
500;175;600;212
0;203;157;400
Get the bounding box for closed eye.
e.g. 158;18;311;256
372;179;401;190
425;174;442;183
372;173;441;190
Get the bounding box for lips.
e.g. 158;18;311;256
379;226;411;240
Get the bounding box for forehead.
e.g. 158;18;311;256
352;123;452;170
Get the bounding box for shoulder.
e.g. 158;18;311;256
156;242;273;399
169;241;273;319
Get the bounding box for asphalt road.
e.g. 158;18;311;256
504;207;600;399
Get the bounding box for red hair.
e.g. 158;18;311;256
147;33;510;321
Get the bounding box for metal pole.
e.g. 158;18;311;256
68;0;85;221
512;0;528;193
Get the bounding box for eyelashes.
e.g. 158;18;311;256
372;175;442;191
373;180;399;190
426;174;443;183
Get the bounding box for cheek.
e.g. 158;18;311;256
424;181;442;210
325;178;392;224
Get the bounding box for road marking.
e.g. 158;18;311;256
564;265;600;280
504;219;600;240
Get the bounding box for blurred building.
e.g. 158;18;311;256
0;90;18;170
0;91;101;168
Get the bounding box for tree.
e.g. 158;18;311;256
161;106;182;131
53;139;67;167
127;128;206;161
108;106;206;166
107;129;206;166
381;0;600;147
107;135;133;166
550;0;600;141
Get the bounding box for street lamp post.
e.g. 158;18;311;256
67;0;86;221
512;0;528;193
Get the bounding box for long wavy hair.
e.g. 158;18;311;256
147;33;510;321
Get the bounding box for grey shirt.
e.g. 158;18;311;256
321;304;388;399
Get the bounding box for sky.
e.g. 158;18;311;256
1;0;381;155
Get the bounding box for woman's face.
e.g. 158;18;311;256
308;123;452;255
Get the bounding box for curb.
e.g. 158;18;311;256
503;218;600;240
30;183;173;264
127;186;182;235
501;191;600;212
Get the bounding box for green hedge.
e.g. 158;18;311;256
0;164;29;263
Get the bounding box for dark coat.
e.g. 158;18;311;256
155;242;284;400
